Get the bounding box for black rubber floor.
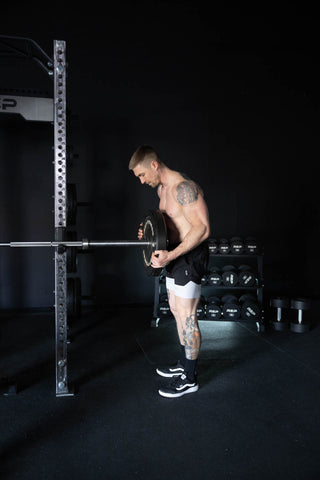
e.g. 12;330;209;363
1;305;320;480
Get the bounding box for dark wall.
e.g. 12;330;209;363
0;4;318;308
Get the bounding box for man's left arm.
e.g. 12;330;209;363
152;181;210;268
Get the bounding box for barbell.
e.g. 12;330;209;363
0;209;168;277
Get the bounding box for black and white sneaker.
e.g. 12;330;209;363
158;373;199;398
156;361;185;378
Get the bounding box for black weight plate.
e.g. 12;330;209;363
67;277;82;317
67;183;77;225
290;322;310;333
142;210;168;277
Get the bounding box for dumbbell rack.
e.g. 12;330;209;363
151;243;264;331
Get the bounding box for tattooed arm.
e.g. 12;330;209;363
168;180;210;261
151;180;210;267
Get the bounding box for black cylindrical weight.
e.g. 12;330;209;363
244;237;259;254
222;265;238;286
208;238;218;254
201;274;208;286
207;267;222;286
222;294;241;319
239;294;260;319
238;265;256;287
206;296;222;319
230;237;244;254
218;238;230;254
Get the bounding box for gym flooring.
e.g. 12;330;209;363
1;304;320;480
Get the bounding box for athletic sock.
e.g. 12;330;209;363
179;344;186;368
184;358;198;382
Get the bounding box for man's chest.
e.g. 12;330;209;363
159;187;182;219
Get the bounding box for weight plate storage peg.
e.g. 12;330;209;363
290;298;311;333
270;297;290;331
221;294;241;320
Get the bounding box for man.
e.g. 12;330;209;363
129;145;210;398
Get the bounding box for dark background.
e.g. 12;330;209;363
0;3;318;309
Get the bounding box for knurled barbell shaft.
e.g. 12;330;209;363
0;240;155;249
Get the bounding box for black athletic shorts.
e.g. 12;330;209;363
165;241;209;286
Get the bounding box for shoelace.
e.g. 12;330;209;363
170;373;187;387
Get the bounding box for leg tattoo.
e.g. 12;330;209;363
182;314;201;360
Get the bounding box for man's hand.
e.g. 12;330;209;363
151;250;171;268
137;223;143;240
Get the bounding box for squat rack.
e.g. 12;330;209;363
0;36;71;396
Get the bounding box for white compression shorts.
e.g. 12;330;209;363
166;277;201;299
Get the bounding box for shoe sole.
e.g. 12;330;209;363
158;384;199;398
156;368;183;378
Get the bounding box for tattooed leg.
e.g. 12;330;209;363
175;297;201;360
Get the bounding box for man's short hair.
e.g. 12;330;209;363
129;145;161;170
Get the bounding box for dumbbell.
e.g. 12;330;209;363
270;297;290;331
206;296;222;320
196;296;206;319
238;265;256;287
239;294;261;320
244;237;259;254
290;298;311;333
230;237;244;254
208;238;218;254
207;267;222;286
221;294;241;320
201;274;208;286
218;238;230;254
222;265;238;287
158;293;172;318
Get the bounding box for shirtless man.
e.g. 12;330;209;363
129;145;210;398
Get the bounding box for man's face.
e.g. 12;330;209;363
133;162;160;188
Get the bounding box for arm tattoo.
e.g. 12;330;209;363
176;181;199;206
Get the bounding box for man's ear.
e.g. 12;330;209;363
151;160;159;170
